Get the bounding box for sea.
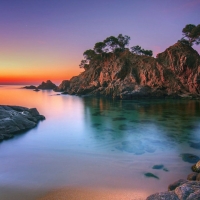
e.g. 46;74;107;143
0;85;200;199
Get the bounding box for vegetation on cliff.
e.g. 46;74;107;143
56;24;200;99
79;34;153;70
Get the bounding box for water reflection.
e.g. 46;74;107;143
82;97;200;155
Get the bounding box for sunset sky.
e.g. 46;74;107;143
0;0;200;85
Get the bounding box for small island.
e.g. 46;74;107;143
0;105;45;142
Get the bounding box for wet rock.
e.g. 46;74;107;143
180;153;199;163
152;164;164;170
144;172;159;179
187;172;198;181
192;160;200;173
146;191;179;200
168;179;188;191
0;105;45;142
175;181;200;200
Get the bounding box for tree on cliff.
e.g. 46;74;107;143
79;49;96;69
94;42;106;54
131;45;153;56
181;24;200;46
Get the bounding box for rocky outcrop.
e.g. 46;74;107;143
54;80;70;92
22;85;37;89
146;160;200;200
0;105;45;142
37;80;57;90
61;43;200;99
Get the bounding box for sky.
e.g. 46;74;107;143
0;0;200;85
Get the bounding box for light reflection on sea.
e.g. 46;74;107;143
0;85;200;199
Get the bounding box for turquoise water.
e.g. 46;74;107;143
0;85;200;199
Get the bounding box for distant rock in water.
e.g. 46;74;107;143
22;85;37;89
0;105;45;142
37;80;57;90
33;88;40;92
60;42;200;99
54;80;70;92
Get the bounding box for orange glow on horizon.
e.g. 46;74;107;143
0;67;83;85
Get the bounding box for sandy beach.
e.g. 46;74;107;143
38;187;148;200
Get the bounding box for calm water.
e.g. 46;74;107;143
0;85;200;199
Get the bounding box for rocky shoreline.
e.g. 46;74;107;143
0;105;45;142
146;161;200;200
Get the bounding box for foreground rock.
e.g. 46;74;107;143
37;80;57;90
0;105;45;141
59;42;200;99
146;160;200;200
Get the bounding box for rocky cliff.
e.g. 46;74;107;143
59;43;200;99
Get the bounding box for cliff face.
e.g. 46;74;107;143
62;43;200;99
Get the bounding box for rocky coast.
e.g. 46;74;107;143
55;42;200;99
0;105;45;142
146;161;200;200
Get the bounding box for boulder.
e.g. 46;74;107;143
187;172;198;181
192;160;200;173
168;179;188;191
0;105;45;142
146;191;179;200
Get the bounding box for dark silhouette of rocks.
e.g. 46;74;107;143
22;85;37;89
0;105;45;142
37;80;57;90
58;42;200;99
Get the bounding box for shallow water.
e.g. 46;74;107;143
0;85;200;199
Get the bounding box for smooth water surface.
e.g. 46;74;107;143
0;85;200;199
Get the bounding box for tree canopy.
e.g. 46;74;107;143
130;45;153;56
181;24;200;46
79;34;153;69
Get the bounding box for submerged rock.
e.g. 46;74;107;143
180;153;199;163
0;105;45;142
144;172;159;179
192;161;200;173
152;164;164;170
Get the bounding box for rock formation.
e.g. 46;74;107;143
146;160;200;200
22;85;37;89
58;42;200;99
0;105;45;141
37;80;57;90
54;80;70;92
